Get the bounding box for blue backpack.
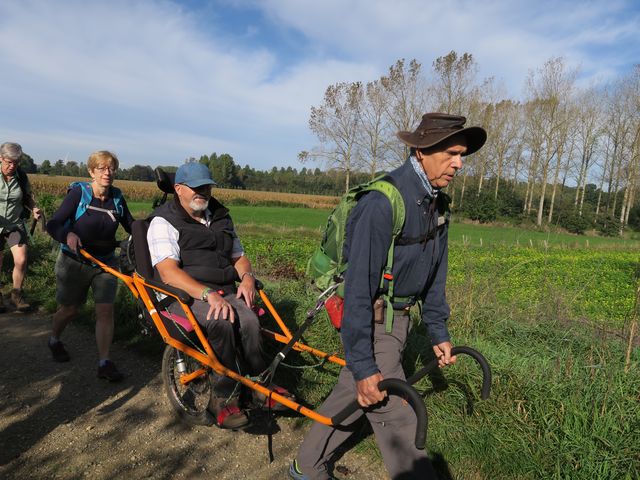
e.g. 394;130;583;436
69;181;124;221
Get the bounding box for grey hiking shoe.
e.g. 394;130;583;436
289;459;341;480
10;288;30;312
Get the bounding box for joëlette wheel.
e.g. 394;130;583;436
161;345;215;426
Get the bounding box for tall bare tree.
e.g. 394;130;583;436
617;66;640;232
357;79;393;178
300;81;363;192
573;87;603;216
602;77;634;217
431;51;480;207
489;100;522;199
547;113;575;223
432;51;478;114
380;59;428;166
523;57;576;226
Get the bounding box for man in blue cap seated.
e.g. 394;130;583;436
147;161;293;429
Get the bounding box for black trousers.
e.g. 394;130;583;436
169;294;265;397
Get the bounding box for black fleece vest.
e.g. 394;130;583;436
150;198;239;292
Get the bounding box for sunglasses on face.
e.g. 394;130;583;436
191;185;212;194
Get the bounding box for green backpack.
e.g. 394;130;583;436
307;175;408;332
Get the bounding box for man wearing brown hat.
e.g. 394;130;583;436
290;113;487;480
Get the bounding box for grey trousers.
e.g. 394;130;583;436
296;314;436;479
169;294;265;397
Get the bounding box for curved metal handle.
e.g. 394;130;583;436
331;378;428;449
30;209;47;236
407;346;491;400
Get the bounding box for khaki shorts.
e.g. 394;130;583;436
0;228;27;249
55;251;119;306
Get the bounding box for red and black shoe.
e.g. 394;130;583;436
208;396;250;430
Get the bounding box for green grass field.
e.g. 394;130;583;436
450;222;640;249
129;201;640;246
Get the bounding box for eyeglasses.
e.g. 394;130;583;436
94;166;116;173
1;158;19;166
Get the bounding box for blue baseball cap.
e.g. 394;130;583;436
174;162;217;188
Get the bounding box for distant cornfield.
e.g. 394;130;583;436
28;174;339;209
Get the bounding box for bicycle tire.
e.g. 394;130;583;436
161;345;215;426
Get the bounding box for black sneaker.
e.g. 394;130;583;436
48;340;70;362
97;360;124;382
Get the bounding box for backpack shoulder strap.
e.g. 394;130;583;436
69;181;93;221
110;186;124;217
361;176;405;238
15;167;32;212
15;167;28;193
360;175;407;333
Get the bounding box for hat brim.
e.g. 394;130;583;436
180;178;217;188
397;126;487;156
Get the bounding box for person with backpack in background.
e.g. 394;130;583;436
290;113;487;480
46;150;134;382
0;142;42;312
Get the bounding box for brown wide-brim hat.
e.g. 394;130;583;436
397;113;487;156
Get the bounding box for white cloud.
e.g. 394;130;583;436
0;0;384;168
254;0;639;94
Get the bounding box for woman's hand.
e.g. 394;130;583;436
65;232;82;253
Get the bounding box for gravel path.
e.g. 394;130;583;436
0;311;388;480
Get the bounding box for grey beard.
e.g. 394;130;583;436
189;198;208;212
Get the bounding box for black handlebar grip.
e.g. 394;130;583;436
331;378;428;449
406;346;491;400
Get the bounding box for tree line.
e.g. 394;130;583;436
301;53;640;235
21;152;370;196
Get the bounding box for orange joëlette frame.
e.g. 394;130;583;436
80;248;345;426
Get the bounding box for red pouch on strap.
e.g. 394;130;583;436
324;295;344;330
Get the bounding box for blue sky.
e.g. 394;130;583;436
1;0;638;171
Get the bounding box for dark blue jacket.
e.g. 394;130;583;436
47;185;134;260
341;159;451;381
